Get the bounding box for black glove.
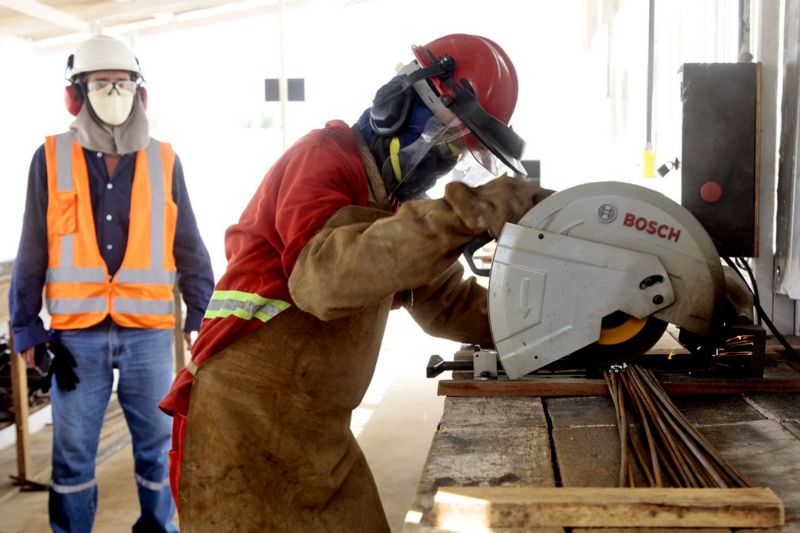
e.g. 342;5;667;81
33;343;50;373
40;340;80;393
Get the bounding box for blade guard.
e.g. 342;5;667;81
488;182;724;379
489;226;675;379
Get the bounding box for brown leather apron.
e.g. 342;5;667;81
180;301;393;532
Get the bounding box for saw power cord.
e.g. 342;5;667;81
734;257;762;321
723;255;800;363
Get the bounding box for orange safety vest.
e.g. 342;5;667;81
44;133;178;330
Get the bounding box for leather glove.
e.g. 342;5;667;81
39;340;80;393
445;176;554;238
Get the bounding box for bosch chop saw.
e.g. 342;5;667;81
429;181;765;380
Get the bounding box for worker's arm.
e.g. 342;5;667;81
401;261;493;347
171;155;215;332
9;145;51;355
289;177;551;321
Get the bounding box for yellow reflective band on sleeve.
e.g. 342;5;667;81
203;290;291;322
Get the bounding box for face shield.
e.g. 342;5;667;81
385;59;526;202
405;58;526;177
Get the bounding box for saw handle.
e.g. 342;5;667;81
426;354;474;377
462;234;493;277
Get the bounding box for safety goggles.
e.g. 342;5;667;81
86;79;137;94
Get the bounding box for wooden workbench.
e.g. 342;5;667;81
404;343;800;532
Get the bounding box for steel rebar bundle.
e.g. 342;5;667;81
604;364;750;488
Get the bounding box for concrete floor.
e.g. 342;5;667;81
0;310;455;532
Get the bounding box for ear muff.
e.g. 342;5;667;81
138;85;148;110
369;78;413;136
64;83;83;116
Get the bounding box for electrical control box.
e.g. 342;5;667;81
681;63;760;258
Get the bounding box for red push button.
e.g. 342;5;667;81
700;181;722;203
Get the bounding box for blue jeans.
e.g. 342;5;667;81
49;324;177;533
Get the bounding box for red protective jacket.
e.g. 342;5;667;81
160;120;369;417
159;120;372;498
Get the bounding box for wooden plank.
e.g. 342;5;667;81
672;395;766;426
439;379;608;397
545;397;618;428
700;420;800;522
574;529;729;533
545;398;624;488
405;397;559;531
743;392;800;421
544;396;771;490
1;263;33;481
9;334;31;480
643;379;800;396
440;397;547;430
430;487;784;529
0;260;13;323
438;378;800;397
409;426;555;530
785;421;800;441
553;426;622;488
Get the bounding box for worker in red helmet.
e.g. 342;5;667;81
159;34;551;531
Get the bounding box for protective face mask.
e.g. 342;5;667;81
87;88;135;127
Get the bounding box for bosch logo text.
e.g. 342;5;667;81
623;213;681;242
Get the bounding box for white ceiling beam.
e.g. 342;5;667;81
0;0;316;47
78;0;221;23
0;0;89;33
0;0;210;39
36;0;312;49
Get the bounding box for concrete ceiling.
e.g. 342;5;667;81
0;0;309;49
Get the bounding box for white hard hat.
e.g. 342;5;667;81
68;35;141;80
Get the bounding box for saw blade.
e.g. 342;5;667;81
566;313;668;367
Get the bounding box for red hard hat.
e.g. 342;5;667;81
412;34;519;126
411;34;525;175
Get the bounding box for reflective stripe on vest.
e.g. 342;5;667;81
114;142;176;287
46;234;106;283
44;133;177;329
45;134;109;317
203;290;290;322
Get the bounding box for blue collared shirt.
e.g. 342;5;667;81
9;142;215;353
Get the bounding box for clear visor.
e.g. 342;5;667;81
400;114;464;171
398;114;510;182
395;113;511;201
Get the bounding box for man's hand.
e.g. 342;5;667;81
184;331;194;351
20;347;36;368
22;343;49;372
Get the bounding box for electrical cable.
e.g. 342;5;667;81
722;255;800;362
733;257;762;326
